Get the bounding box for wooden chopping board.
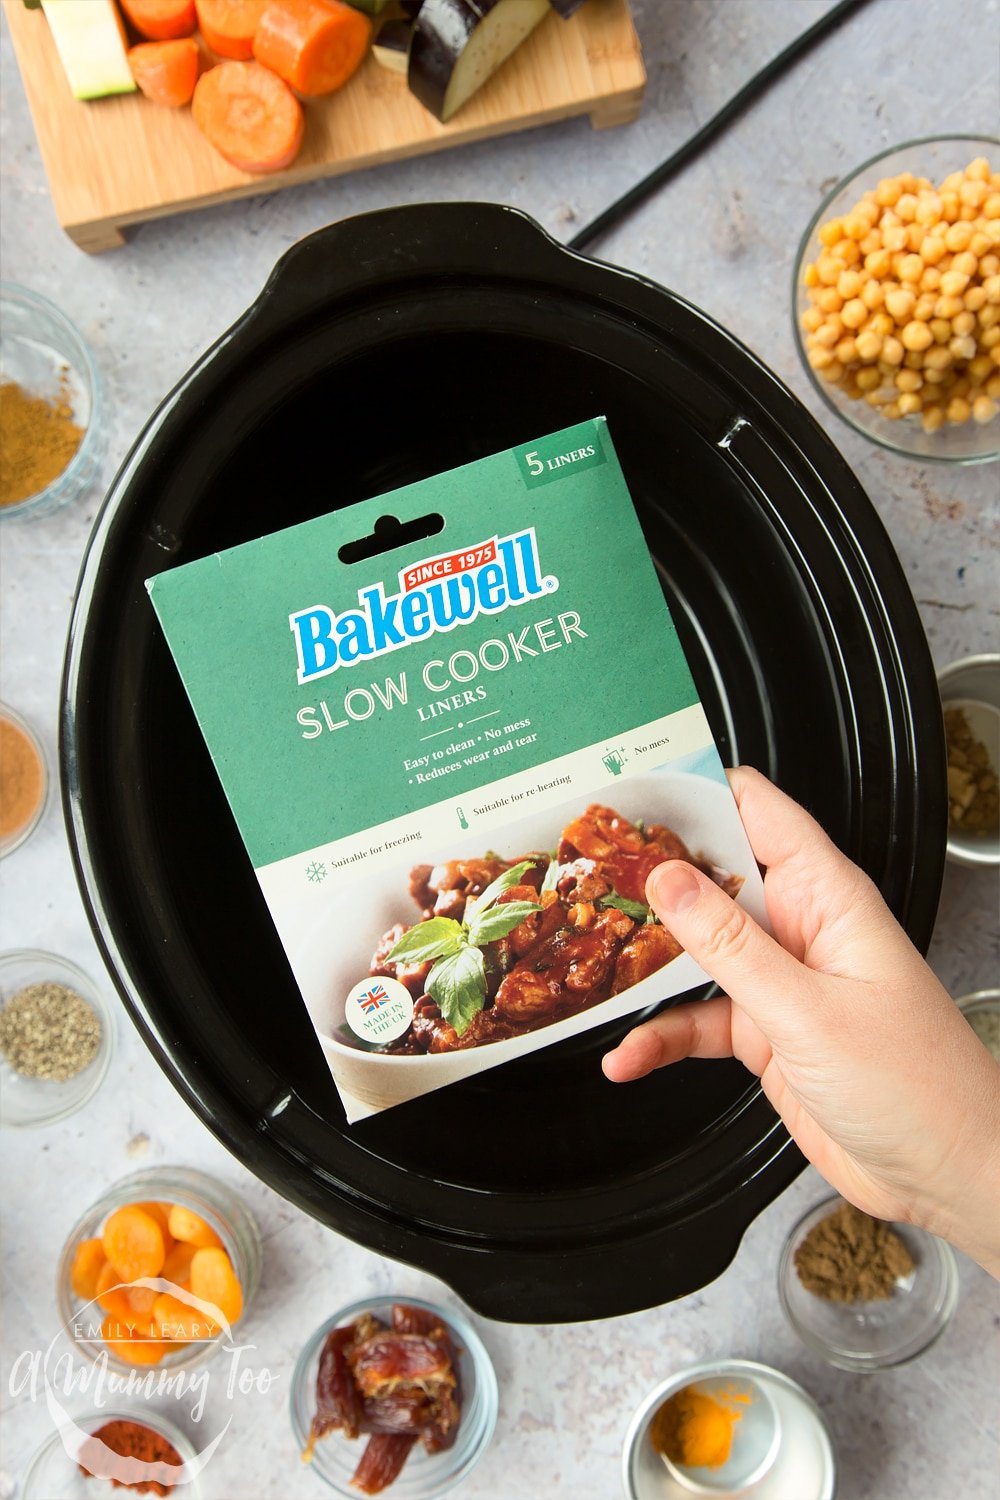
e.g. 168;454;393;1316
3;0;645;253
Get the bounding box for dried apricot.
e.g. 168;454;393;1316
167;1204;223;1250
70;1238;106;1301
162;1239;198;1289
95;1260;136;1322
152;1291;221;1342
135;1201;174;1246
189;1246;243;1325
101;1314;170;1366
102;1205;166;1281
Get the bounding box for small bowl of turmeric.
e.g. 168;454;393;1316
623;1359;835;1500
0;282;105;520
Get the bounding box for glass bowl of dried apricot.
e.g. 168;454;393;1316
57;1167;261;1374
793;135;1000;463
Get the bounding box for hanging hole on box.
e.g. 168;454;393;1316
338;512;444;565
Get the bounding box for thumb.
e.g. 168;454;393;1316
646;861;817;1037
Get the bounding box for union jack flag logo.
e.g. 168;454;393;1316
359;984;389;1013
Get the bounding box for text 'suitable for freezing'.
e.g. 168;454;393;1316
148;418;766;1121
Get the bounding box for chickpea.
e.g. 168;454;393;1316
945;221;973;252
952;250;978;278
897;392;922;415
841;298;867;329
855;330;883;361
837;270;863;299
895;368;923;392
881;335;904;365
901;320;933;352
921;405;945;432
856;366;882;391
862;278;884;309
946;396;971;423
940;269;970;297
973;395;998;422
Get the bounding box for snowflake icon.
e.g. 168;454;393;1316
305;860;327;884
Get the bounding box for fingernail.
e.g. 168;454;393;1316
647;863;701;915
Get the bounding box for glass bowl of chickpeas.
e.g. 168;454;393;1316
794;135;1000;463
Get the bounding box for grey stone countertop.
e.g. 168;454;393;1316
1;1;998;1497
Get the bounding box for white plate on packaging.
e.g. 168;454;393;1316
623;1360;836;1500
289;769;764;1115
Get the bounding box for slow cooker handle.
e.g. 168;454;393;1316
244;202;586;337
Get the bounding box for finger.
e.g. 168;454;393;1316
645;860;821;1038
602;996;739;1081
726;765;855;880
726;767;903;970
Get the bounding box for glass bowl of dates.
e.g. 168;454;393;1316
290;1296;497;1497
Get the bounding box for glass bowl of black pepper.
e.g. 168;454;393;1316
777;1193;960;1372
0;950;115;1128
0;283;106;521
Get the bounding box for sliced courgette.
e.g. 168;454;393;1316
41;0;137;99
408;0;549;123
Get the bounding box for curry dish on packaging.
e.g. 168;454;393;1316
349;803;741;1055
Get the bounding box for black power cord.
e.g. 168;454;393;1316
568;0;878;254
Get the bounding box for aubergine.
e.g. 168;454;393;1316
373;18;412;71
547;0;587;14
408;0;550;122
399;0;425;13
343;0;395;15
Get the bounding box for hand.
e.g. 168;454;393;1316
602;766;1000;1277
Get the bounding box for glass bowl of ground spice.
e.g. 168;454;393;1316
778;1195;959;1372
20;1406;201;1498
938;654;1000;867
0;702;49;857
0;950;114;1128
0;282;105;520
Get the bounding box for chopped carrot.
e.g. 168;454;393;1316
128;39;200;105
195;0;267;59
192;61;304;173
253;0;371;96
70;1238;106;1302
102;1205;166;1281
162;1239;198;1288
120;0;197;39
167;1203;225;1249
152;1291;221;1341
101;1314;170;1366
189;1247;243;1325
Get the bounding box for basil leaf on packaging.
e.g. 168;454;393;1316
387;916;466;964
539;857;561;894
598;889;651;921
426;945;487;1035
466;858;541;923
467;899;543;948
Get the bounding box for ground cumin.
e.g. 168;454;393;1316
794;1200;914;1303
0;374;83;507
0;713;45;843
78;1418;181;1495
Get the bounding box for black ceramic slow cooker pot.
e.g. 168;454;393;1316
62;204;945;1321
